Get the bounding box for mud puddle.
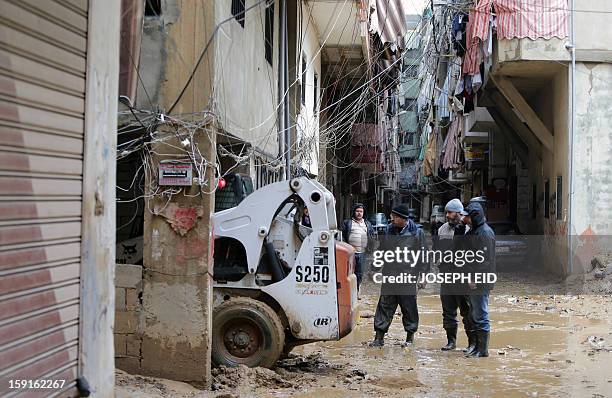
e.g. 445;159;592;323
116;287;612;398
288;291;612;398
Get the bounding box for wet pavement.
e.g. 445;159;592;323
117;275;612;398
284;280;612;398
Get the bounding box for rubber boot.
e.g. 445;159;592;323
401;331;414;347
463;331;477;354
473;331;490;357
441;327;457;351
369;331;385;347
466;332;479;357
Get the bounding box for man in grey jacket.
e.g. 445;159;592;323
435;199;474;352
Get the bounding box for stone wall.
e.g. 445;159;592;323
114;263;144;374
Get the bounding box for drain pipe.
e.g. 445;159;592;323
566;0;576;275
277;0;287;180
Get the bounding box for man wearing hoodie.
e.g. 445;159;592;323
369;204;427;347
461;201;495;358
435;199;474;353
341;203;375;290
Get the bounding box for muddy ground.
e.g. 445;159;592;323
116;266;612;398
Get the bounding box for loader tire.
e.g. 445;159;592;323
212;297;285;368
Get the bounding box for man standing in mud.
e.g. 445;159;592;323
461;202;495;358
341;203;375;291
369;204;427;347
435;199;475;353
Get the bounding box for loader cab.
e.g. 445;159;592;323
214;173;254;212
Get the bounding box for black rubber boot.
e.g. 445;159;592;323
473;331;489;357
463;331;477;354
466;332;479;357
369;331;385;347
401;331;414;347
441;327;457;351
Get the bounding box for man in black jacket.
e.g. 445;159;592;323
369;204;427;347
461;202;495;358
341;203;375;290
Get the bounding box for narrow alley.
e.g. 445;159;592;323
1;0;611;397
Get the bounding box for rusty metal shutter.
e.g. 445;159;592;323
0;0;88;396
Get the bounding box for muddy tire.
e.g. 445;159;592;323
212;297;285;368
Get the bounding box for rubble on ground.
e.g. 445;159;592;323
212;365;293;390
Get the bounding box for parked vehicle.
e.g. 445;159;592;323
368;212;389;235
489;222;529;267
212;177;357;368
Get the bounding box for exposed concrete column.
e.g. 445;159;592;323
132;0;216;386
141;124;215;384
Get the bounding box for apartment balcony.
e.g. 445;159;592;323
398;110;418;132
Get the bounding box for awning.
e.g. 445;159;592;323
368;0;407;51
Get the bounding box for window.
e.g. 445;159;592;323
301;54;307;105
406;132;414;146
544;180;550;219
556;176;562;220
264;0;274;65
313;73;318;113
232;0;245;27
145;0;161;16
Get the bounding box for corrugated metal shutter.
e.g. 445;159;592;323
0;0;88;396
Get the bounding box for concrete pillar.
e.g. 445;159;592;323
141;125;215;384
132;0;216;385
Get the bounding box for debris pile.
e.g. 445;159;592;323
211;365;293;391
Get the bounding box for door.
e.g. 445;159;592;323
0;1;89;396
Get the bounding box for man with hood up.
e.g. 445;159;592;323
461;201;495;358
341;203;375;290
369;204;427;347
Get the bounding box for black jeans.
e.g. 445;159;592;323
440;293;472;331
354;252;364;290
373;294;419;334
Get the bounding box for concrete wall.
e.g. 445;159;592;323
114;264;145;373
497;1;612;63
523;68;569;273
497;37;569;63
572;63;612;235
575;0;612;53
135;0;179;109
295;2;322;176
214;0;280;157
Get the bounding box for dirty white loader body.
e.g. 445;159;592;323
211;177;358;367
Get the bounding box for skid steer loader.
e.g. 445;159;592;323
212;177;358;368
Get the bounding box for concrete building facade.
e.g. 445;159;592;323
414;0;612;275
114;0;366;385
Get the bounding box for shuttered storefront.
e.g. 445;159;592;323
0;0;89;396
